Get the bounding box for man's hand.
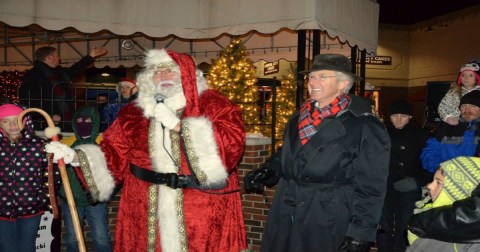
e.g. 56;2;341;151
153;103;180;131
89;46;108;58
393;177;417;192
45;141;77;164
244;164;278;193
339;236;371;252
445;116;459;125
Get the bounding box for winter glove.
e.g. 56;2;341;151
393;177;417;192
244;148;282;193
244;166;276;193
339;236;371;252
153;103;180;130
44;141;77;164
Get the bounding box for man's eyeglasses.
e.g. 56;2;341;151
307;74;337;81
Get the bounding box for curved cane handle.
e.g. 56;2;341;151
17;108;86;252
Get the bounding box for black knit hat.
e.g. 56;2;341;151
459;90;480;108
388;100;413;115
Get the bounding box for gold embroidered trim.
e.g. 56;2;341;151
147;184;158;252
171;129;188;251
154;62;177;69
177;189;188;252
147;121;158;252
76;149;99;202
180;121;206;184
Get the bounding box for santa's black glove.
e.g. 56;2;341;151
339;236;371;252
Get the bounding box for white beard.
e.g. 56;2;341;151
155;80;183;98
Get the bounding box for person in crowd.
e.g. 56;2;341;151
44;49;248;251
438;60;480;125
0;104;54;252
95;93;109;132
59;106;111;252
376;100;432;252
421;90;480;173
102;78;138;127
407;156;480;252
19;45;107;128
245;53;390;252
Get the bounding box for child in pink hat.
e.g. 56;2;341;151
0;103;58;252
438;60;480;125
0;104;24;142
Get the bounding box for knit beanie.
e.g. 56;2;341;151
388;100;413;116
0;104;23;119
434;156;480;206
457;62;480;85
459;90;480;108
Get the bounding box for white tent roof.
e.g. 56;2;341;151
0;0;379;53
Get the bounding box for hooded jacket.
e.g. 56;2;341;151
0;105;49;220
59;106;102;206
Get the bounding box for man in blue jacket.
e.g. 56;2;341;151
421;90;480;173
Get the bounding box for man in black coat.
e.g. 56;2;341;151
19;46;107;129
245;54;390;252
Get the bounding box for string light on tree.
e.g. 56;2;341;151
207;38;261;133
259;63;297;147
0;71;24;103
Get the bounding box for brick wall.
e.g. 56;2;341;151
238;136;273;251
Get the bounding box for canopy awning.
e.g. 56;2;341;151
0;0;379;53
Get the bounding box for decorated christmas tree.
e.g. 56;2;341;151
207;39;298;144
207;38;261;133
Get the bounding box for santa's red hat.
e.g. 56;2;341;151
119;78;136;88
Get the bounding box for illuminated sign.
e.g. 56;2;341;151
264;61;279;75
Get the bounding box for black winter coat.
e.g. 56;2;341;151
19;56;94;119
385;122;431;189
408;183;480;243
261;96;390;252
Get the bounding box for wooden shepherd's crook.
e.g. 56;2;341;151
17;108;86;252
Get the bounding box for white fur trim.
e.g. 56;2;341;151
183;117;228;184
74;144;116;202
144;49;178;69
158;185;182;252
150;114;183;251
44;127;60;138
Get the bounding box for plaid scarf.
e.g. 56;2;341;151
298;95;350;145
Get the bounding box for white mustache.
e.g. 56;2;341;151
158;80;176;85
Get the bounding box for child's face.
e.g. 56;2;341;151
389;114;411;129
460;70;477;89
427;169;445;201
121;85;133;99
0;115;21;140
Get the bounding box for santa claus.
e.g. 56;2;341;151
46;49;248;252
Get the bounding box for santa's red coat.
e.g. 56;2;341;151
78;89;247;252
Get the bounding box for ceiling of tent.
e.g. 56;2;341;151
0;0;378;71
0;0;378;46
0;23;353;71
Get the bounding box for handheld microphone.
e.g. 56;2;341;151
154;94;166;103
